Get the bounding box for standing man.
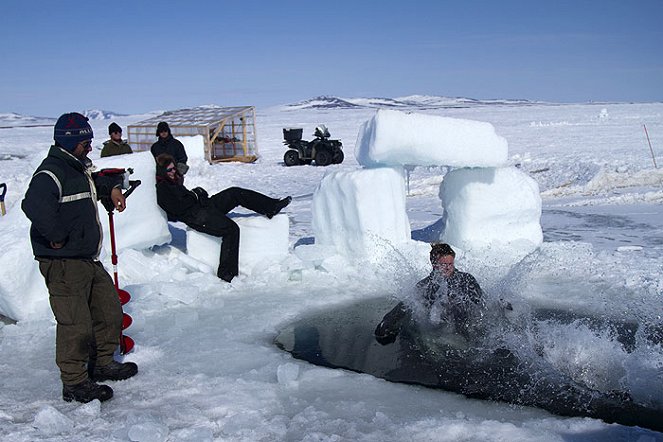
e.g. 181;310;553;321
22;112;138;403
150;121;188;175
375;243;486;344
101;122;133;158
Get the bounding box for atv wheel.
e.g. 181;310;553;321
332;148;344;164
315;150;332;166
284;150;300;166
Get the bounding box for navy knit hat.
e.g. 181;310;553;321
108;122;122;135
156;121;170;137
54;112;93;151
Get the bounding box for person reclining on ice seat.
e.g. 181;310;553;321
375;243;487;345
101;122;133;158
154;153;292;283
21;112;138;404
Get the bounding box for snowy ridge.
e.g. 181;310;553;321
83;109;127;120
284;94;541;110
0;112;55;128
0;109;127;128
284;96;363;110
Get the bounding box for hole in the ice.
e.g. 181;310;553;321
274;296;663;432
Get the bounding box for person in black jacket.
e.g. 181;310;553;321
150;121;189;175
375;243;486;344
155;153;291;282
22;112;138;404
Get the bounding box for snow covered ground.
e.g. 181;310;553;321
1;101;662;441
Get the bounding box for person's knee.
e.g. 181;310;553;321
225;186;243;196
228;220;240;236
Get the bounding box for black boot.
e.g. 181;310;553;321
91;360;138;382
63;379;113;403
266;196;292;219
217;268;235;283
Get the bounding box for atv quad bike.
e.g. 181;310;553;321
283;125;344;166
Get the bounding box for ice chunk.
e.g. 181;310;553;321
128;421;169;442
73;400;101;418
179;135;206;160
355;109;508;168
0;151;170;322
170;427;214;442
312;167;412;259
96;150;171;251
33;405;74;435
186;214;289;275
277;362;300;386
441;166;542;266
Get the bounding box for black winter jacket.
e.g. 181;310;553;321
416;270;485;335
155;177;223;235
375;269;485;343
22;146;118;259
416;270;484;309
150;135;187;165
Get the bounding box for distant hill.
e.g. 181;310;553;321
284;96;363;110
0;112;55;128
284;95;540;110
0;109;129;128
83;109;128;120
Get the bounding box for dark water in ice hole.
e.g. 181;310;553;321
275;297;663;433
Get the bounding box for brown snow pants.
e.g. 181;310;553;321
38;258;123;385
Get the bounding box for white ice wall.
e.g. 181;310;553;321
186;214;289;276
441;166;543;266
0;151;170;322
179;135;206;160
311;167;412;259
96;151;171;251
355;109;508;168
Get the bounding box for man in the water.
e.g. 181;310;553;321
375;243;486;344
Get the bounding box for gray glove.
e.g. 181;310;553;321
176;162;189;175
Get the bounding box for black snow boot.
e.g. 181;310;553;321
217;268;235;283
62;379;113;403
266;196;292;219
91;360;138;382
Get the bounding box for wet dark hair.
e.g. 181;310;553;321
430;243;455;262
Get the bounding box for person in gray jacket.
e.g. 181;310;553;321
375;243;486;344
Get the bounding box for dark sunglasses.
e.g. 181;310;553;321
79;140;92;148
166;167;177;173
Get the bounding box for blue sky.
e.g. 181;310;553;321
1;0;661;116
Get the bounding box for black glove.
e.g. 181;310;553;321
177;163;189;175
192;187;208;199
374;321;399;345
192;187;209;207
374;302;407;345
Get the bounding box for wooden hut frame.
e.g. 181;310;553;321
127;106;258;163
